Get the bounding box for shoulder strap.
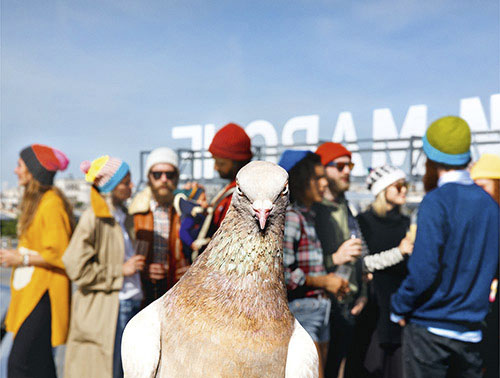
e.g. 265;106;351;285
191;186;236;261
210;186;236;207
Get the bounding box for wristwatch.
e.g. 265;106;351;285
22;254;30;267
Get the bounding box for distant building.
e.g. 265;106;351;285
54;177;90;209
0;186;22;212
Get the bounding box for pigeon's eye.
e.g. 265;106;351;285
282;185;289;196
236;186;243;196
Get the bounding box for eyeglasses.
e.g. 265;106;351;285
150;171;178;180
326;161;355;171
393;181;409;192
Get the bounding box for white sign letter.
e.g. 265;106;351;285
172;125;203;179
332;112;365;176
282;115;319;147
203;124;216;179
372;105;427;170
245;120;279;163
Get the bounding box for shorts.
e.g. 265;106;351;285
289;297;331;343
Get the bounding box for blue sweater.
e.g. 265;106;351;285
391;182;500;332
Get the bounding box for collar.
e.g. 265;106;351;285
226;181;237;190
322;193;347;208
90;186;114;218
128;186;153;214
114;206;126;223
292;202;316;217
150;199;169;212
438;170;474;187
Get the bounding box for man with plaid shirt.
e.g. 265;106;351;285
279;150;348;378
129;147;189;307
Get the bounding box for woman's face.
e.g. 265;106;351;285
303;165;328;204
14;158;32;186
385;179;408;206
112;173;133;203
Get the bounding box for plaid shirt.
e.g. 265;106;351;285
151;200;170;264
284;203;327;298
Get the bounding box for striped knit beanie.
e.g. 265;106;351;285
208;123;252;161
20;144;69;185
80;156;129;193
423;116;471;166
366;165;406;196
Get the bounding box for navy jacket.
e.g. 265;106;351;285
391;182;500;332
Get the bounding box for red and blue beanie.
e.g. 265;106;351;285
80;155;129;193
20;144;69;185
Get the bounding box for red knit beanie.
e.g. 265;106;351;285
208;123;252;161
20;144;69;185
315;142;352;166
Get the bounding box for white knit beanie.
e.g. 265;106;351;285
366;165;406;196
145;147;179;175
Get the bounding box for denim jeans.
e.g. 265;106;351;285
402;322;482;378
289;297;331;343
113;298;142;378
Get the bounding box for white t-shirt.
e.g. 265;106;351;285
114;207;143;301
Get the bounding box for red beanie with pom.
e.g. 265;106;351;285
208;123;252;161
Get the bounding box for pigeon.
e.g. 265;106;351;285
122;161;319;378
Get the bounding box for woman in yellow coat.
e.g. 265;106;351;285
0;144;74;378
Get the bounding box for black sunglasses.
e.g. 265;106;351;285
326;161;355;171
150;171;178;180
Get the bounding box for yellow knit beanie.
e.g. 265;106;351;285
470;154;500;180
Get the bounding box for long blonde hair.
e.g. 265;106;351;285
17;179;75;237
371;190;388;217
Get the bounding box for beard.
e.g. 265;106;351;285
423;159;439;193
217;169;234;180
329;175;350;195
151;185;174;206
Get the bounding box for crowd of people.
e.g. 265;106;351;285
0;117;498;378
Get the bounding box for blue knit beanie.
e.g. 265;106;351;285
278;150;313;172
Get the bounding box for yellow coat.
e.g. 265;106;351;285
5;189;72;346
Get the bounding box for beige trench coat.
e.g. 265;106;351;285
63;190;135;378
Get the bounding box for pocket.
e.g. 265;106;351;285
405;324;449;367
289;298;320;314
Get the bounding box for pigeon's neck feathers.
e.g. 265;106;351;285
206;229;282;277
205;205;284;279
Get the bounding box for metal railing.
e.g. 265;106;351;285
136;130;500;191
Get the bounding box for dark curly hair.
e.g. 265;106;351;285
288;152;322;204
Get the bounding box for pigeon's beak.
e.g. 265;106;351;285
252;200;273;230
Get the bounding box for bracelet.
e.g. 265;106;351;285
22;254;30;267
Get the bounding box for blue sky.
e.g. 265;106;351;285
1;0;499;187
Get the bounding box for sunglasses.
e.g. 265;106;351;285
150;171;178;180
393;181;409;192
326;161;355;171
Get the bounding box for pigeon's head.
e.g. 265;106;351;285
234;161;289;231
